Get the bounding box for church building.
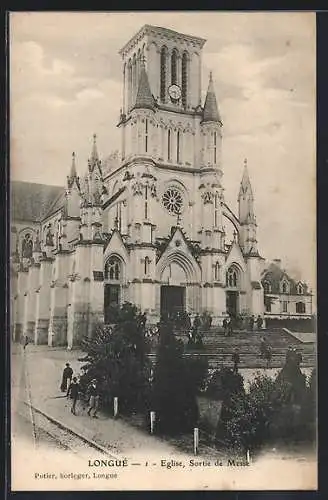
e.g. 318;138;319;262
10;25;313;347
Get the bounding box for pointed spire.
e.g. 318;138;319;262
203;72;222;124
70;152;77;178
238;157;254;200
67;152;79;189
134;58;155;111
88;134;102;173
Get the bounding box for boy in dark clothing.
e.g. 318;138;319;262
60;363;73;392
67;377;80;415
87;379;100;418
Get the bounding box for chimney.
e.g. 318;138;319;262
273;258;281;268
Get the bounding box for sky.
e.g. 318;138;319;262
9;12;316;288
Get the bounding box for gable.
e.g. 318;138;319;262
104;229;129;263
225;241;246;272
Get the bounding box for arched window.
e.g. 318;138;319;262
132;54;137;106
296;301;305;313
263;281;272;294
114;202;122;231
181;52;188;108
127;60;132;110
105;257;121;281
160;47;167;102
227;266;238;288
176;130;180;163
281;280;289;294
171;49;178;85
144;256;151;275
214;192;219;227
214;261;220;281
167;129;171;161
297;283;303;295
144;184;148;220
214;131;217;164
145;118;148;153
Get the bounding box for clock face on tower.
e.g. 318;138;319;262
168;84;181;102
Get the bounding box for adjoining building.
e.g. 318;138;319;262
10;25;313;347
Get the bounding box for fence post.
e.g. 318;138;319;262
194;427;199;456
113;397;118;418
150;411;156;434
246;449;251;465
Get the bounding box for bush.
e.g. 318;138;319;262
206;366;245;402
79;303;151;415
151;320;208;435
219;364;316;453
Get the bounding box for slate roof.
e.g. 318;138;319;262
134;63;155;111
11;181;64;222
261;262;310;295
202;73;222;124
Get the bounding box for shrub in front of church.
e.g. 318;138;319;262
79;303;151;415
151;320;208;435
220;367;315;454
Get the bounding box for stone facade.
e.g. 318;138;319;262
10;25;313;347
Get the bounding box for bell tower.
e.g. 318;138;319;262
119;24;206;114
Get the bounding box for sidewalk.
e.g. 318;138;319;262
22;345;193;460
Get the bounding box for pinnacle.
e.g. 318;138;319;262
202;72;222;124
134;62;155;111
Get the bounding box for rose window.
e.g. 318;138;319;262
162;188;184;215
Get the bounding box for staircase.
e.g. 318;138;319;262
150;327;316;369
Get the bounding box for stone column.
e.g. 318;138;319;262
23;263;39;339
35;256;53;345
48;251;70;347
14;268;28;342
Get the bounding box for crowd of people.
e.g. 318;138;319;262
60;363;100;418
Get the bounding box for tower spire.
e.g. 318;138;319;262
238;157;254;201
88;133;101;173
134;59;155;111
67;152;79;189
203;72;222;124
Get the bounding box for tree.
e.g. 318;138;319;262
79;303;151;415
223;374;291;452
151;320;207;435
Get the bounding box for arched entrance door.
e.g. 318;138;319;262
160;262;186;317
226;264;241;318
104;256;122;323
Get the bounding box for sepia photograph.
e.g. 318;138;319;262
9;11;317;491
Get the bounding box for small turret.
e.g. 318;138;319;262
133;58;155;111
238;158;255;224
67;152;80;190
202;72;222;124
238;158;257;254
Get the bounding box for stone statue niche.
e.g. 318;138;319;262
21;233;33;259
45;226;54;247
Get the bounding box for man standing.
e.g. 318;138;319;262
60;363;73;393
249;315;255;331
87;379;100;418
67;376;80;415
256;315;263;330
223;318;228;337
232;348;240;374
